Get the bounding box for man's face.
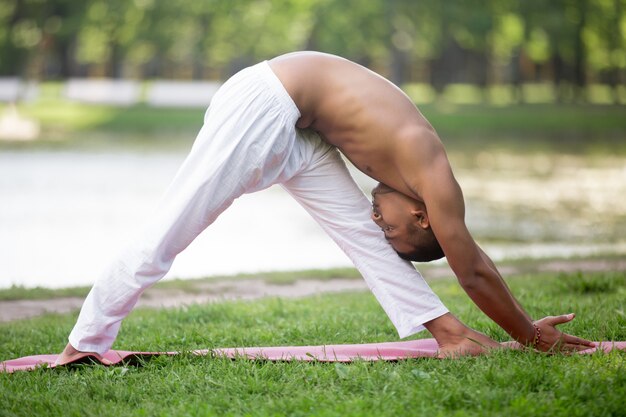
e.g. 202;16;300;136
371;191;419;255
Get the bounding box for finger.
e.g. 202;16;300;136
561;342;595;352
562;334;595;347
545;313;576;326
549;334;596;352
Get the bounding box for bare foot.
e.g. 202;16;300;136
55;342;112;366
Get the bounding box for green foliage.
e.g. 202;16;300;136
0;0;624;96
1;271;625;416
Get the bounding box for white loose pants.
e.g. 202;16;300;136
69;61;448;354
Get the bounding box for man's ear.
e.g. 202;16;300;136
410;209;430;229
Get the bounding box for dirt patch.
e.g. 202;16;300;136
1;258;624;323
0;278;368;323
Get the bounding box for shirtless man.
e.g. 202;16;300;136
58;52;593;365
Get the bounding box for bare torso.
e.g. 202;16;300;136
269;51;441;201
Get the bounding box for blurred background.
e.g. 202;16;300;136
1;0;625;289
1;0;626;96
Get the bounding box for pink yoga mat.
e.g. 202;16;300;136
2;338;625;373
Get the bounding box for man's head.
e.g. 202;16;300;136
371;183;444;262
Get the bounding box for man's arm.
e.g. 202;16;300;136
475;244;532;323
424;168;535;344
398;135;594;350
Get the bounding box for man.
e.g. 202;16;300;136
58;52;592;364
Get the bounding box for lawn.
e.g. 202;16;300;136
1;270;625;417
2;83;626;155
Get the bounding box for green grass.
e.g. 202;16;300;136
1;271;625;416
3;253;623;302
2;83;626;154
169;266;363;287
0;267;363;301
420;104;626;155
0;285;93;302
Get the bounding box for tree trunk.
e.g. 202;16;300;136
573;0;588;102
608;0;622;104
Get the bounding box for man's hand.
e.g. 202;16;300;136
55;342;111;366
533;314;595;352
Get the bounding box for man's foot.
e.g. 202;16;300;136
424;313;502;358
55;342;111;366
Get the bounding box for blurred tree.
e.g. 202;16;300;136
307;0;388;67
450;0;496;98
0;0;34;76
0;0;622;103
385;0;414;85
490;0;525;100
584;0;625;102
74;0;144;77
44;0;89;78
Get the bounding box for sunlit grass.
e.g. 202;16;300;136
1;82;625;154
0;267;363;301
403;82;626;106
1;271;625;416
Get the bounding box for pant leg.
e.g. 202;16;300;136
68;128;251;353
69;70;302;354
281;136;448;338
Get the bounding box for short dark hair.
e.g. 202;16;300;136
398;226;445;262
372;182;445;262
396;219;445;263
371;182;395;197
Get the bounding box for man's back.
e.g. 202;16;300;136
271;51;487;313
269;51;444;201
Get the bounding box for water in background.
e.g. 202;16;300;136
1;149;625;289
